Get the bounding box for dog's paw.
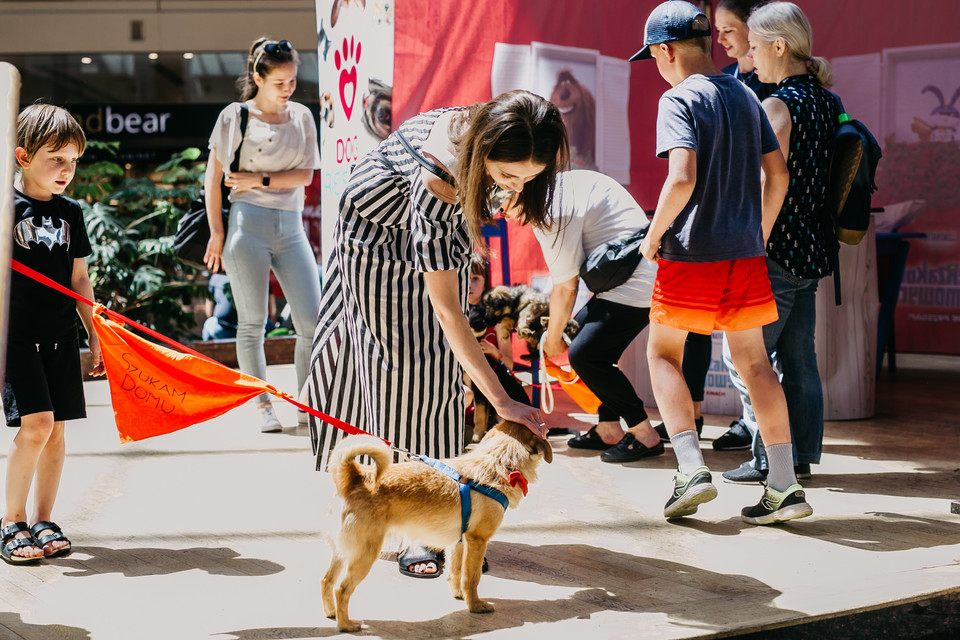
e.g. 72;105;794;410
338;619;363;633
467;599;495;614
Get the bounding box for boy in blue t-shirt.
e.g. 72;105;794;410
632;1;812;525
2;104;104;565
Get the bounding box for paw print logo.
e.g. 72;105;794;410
334;36;361;121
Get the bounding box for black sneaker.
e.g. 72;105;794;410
712;419;752;451
600;433;664;463
654;417;703;443
663;466;718;518
722;461;768;485
741;484;813;525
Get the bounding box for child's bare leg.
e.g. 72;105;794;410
30;421;69;555
724;328;790;445
646;324;697;438
4;412;55;559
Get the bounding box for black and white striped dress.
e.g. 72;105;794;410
306;109;472;471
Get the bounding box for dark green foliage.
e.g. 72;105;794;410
67;144;209;342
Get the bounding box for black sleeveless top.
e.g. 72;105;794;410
766;74;842;280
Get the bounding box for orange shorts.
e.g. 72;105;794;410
650;257;778;335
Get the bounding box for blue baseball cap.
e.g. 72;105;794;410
630;0;712;61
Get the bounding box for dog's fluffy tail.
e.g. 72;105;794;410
329;435;392;495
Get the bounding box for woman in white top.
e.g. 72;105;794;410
204;37;322;433
529;170;663;463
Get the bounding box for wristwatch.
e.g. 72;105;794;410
261;172;270;188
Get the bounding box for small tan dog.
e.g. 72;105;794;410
322;421;553;632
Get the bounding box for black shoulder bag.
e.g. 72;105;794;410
578;227;648;294
174;104;249;271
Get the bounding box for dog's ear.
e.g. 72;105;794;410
534;437;553;464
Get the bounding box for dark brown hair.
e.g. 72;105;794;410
17;103;86;160
237;37;301;101
451;90;569;250
717;0;769;24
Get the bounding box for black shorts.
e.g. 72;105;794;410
4;334;86;427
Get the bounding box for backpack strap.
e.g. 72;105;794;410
395;129;456;186
827;94;847;306
229;104;249;174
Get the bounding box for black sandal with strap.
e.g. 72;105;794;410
2;521;42;565
29;521;72;558
398;545;445;579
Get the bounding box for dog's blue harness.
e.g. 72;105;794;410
412;455;509;537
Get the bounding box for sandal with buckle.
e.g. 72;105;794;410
29;521;72;558
2;520;43;565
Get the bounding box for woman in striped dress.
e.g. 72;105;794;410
306;90;567;576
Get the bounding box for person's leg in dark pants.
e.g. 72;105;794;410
567;299;663;462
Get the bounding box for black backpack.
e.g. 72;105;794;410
825;108;882;304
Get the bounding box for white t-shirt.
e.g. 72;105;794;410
532;170;656;308
208;101;321;212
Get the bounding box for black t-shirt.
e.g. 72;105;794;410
10;190;92;340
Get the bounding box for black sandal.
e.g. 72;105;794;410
567;426;616;451
398;545;444;579
1;521;42;565
29;521;72;558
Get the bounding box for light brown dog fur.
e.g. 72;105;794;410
321;421;553;632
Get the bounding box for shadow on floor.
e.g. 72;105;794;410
282;542;802;640
53;545;284;578
784;511;960;552
0;612;91;640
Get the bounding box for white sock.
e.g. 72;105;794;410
766;442;798;491
670;429;705;476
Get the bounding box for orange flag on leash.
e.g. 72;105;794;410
540;357;602;415
93;314;274;442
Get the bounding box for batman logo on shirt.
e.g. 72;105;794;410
14;216;71;251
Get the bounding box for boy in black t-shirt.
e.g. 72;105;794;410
2;104;104;565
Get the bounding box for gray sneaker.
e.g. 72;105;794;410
722;461;768;485
663;466;718;519
712;419;752;451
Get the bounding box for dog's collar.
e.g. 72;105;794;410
412;455;509;536
508;471;528;496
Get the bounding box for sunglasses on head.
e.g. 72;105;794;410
263;40;292;56
254;40;293;70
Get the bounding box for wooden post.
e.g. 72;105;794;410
815;217;879;420
0;62;21;383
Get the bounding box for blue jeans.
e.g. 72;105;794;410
222;201;321;404
724;257;823;468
